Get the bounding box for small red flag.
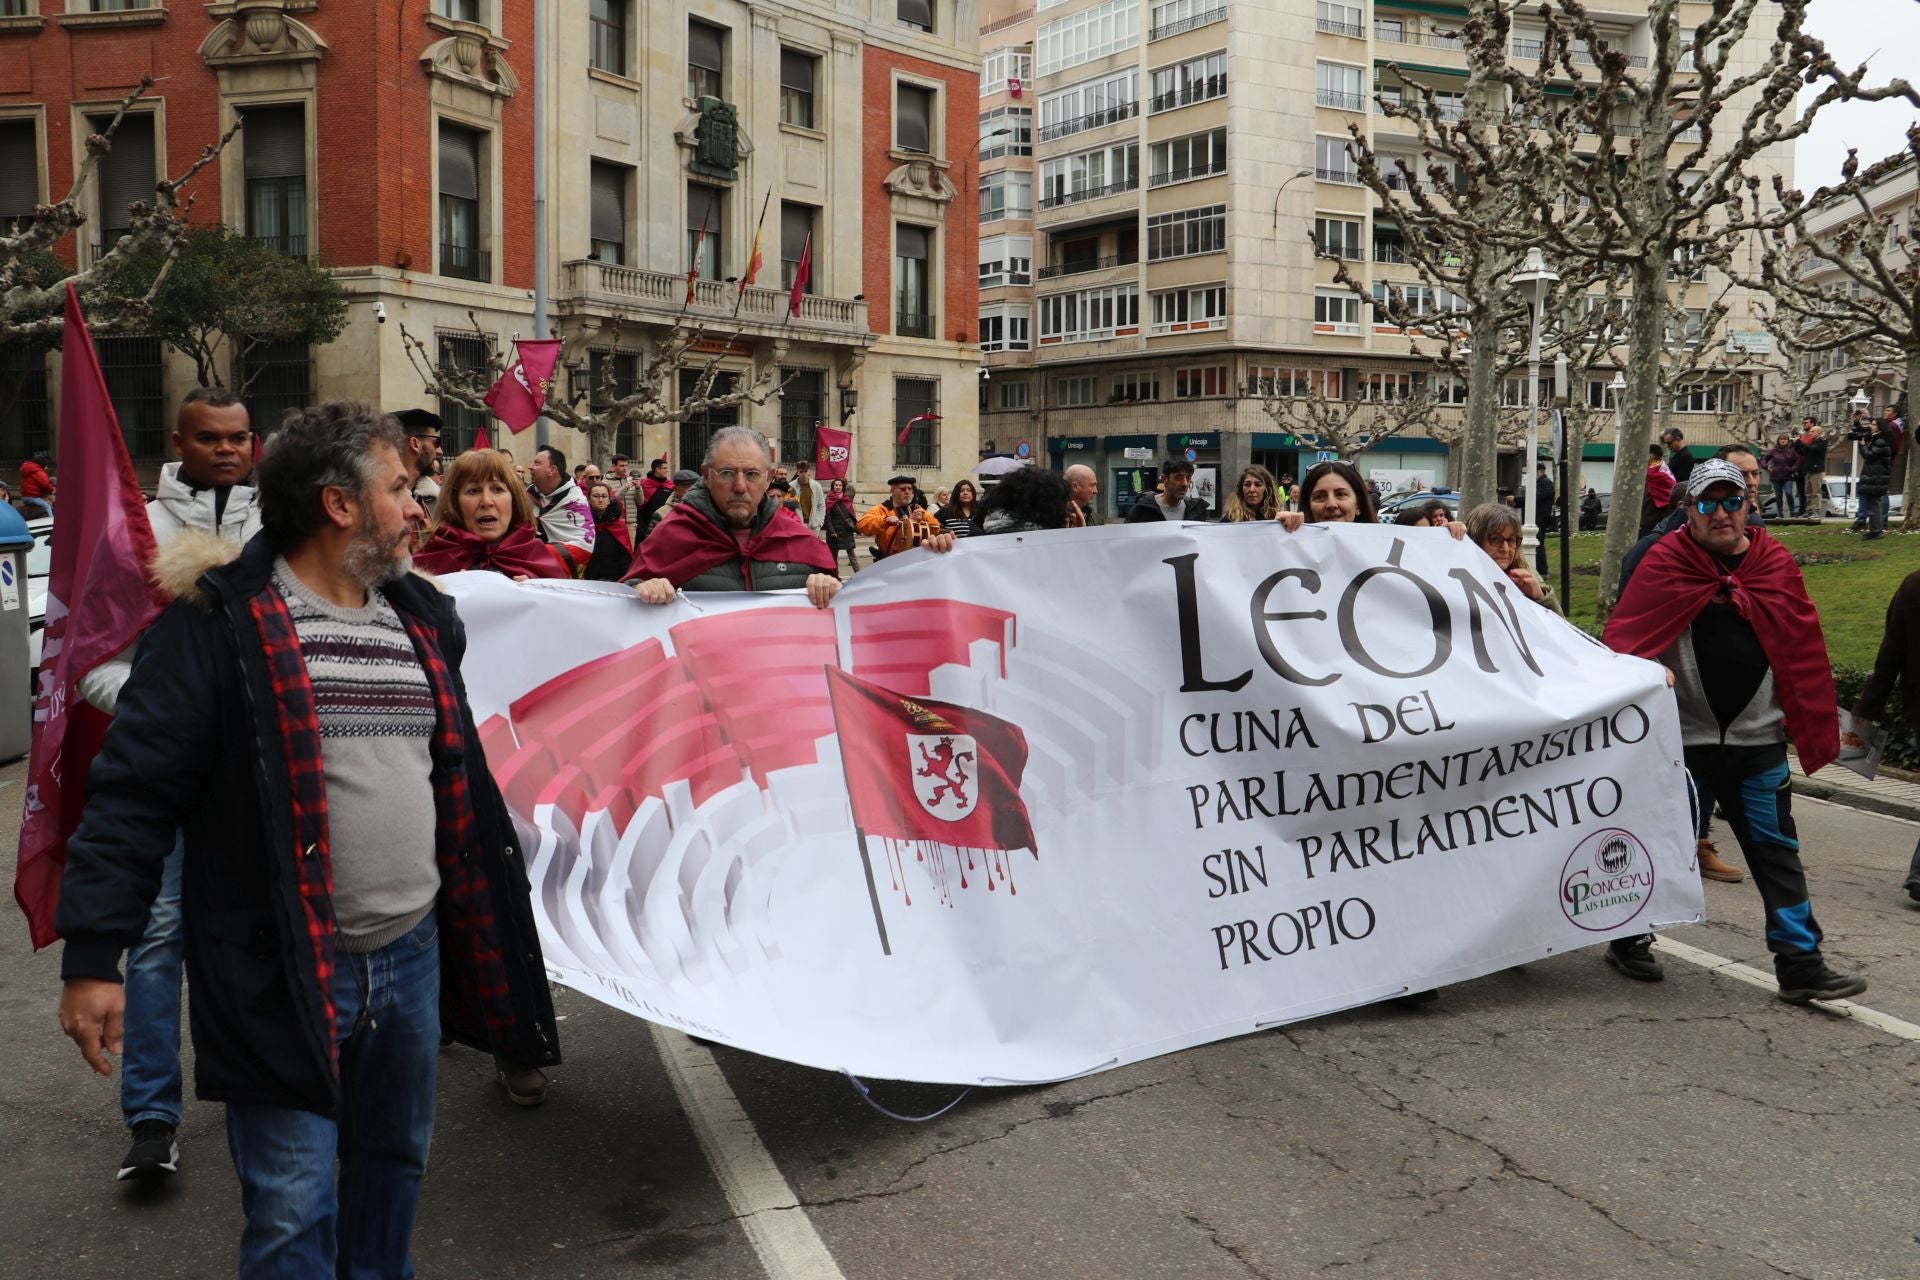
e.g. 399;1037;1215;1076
472;425;492;452
15;285;167;949
814;425;851;480
787;230;812;318
687;206;710;305
483;338;562;434
896;411;940;447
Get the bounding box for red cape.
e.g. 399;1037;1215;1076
414;523;571;580
627;496;835;586
1603;526;1838;773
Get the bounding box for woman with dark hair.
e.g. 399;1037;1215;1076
1279;459;1466;539
1220;465;1280;522
935;479;982;538
975;467;1071;534
1393;499;1450;528
415;449;571;579
823;478;861;572
1463;502;1562;615
583;480;636;582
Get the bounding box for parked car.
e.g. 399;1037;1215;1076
1375;490;1462;522
1821;477;1905;520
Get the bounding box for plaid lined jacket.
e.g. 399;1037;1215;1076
58;532;560;1116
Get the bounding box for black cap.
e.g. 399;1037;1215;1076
393;408;442;436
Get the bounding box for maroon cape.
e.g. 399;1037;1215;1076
1603;526;1838;774
626;498;835;586
414;523;571;580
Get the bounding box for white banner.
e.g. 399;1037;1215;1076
447;523;1703;1084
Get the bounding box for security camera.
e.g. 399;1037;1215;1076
375;300;388;324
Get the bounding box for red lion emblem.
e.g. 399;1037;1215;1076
915;737;974;810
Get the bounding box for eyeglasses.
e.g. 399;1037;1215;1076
712;468;766;485
1692;496;1746;515
1483;535;1519;549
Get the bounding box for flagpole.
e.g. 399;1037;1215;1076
732;188;772;322
854;826;893;956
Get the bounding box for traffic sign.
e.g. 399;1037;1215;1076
1316;450;1336;463
1184;447;1198;463
1015;439;1032;459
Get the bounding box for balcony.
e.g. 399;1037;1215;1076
1373;240;1410;265
979;8;1033;36
1038;175;1140;210
1148;162;1227;188
1316;89;1365;111
1315;166;1360;185
1149;5;1226;41
1148;77;1226;114
440;242;491;282
896;311;935;339
1375;26;1463;51
556;260;869;339
1315;17;1362;37
1036;255;1138;280
251;233;309;257
1038;100;1138;144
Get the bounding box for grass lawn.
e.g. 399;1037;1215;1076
1541;524;1920;669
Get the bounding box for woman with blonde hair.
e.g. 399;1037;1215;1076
1463;501;1562;615
1220;465;1281;522
415;448;571;579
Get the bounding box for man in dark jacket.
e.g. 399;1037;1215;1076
1855;568;1920;898
56;401;559;1278
1125;457;1209;523
1793;419;1827;517
1853;416;1896;538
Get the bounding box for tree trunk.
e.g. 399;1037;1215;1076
1904;348;1920;531
1459;331;1501;510
588;418;617;469
1596;255;1668;618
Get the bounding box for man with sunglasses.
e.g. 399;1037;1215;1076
394;409;443;508
1602;459;1862;1004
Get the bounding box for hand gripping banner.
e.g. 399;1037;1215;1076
445;522;1703;1085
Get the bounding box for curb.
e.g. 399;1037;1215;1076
1790;777;1920;825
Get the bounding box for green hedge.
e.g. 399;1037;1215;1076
1833;664;1920;772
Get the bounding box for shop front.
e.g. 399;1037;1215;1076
1103;434;1158;519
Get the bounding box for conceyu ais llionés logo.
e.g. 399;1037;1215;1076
1559;828;1654;931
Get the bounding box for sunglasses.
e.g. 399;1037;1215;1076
1692;496;1746;515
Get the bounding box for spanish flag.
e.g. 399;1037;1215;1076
739;190;771;296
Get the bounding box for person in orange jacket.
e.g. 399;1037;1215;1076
856;473;942;558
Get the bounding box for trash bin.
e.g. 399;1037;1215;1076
0;504;34;764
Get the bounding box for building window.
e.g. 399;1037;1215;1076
1037;0;1140;77
1315;135;1356;184
780;202;816;291
1148;0;1225;41
241;106;307;257
1316;1;1362;36
0;119;40;233
1038;70;1136;141
1145;204;1225;261
1313;290;1361;334
1247;366;1342;399
779;368;825;467
90;111;154;255
1673;384;1727;413
235;336;312;437
982;46;1034;94
435;0;481;20
979;235;1033;288
1149;51;1226;113
1148;127;1226;187
997;379;1031;411
1357;371;1415;402
589;160;627;264
896;224;933;338
437;122;486;281
1037;284;1139;343
1315;62;1365;111
780;48;817;128
436;333;491;451
895;82;935;154
1586;379;1619;410
688;182;725;281
590;0;627;77
677;367;740;465
895;377;939;466
96;334;165;460
1040;143;1139;207
979;171;1032;223
1174;365;1229;399
898;0;934;33
979;305;1031;352
1111;371;1159;402
688;20;726;101
1313;216;1363;259
1149;285;1225;334
1055;375;1098;408
979;105;1033;158
0;347;50;464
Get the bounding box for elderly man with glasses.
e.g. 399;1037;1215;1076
1601;459;1862;1005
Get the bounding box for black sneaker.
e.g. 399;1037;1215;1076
1605;935;1664;982
117;1120;179;1182
1777;967;1867;1004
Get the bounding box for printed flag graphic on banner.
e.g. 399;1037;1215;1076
15;284;166;949
815;425;852;480
483;338;562;434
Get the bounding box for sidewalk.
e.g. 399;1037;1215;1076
1791;754;1920;823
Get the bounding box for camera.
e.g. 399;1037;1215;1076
375;300;389;325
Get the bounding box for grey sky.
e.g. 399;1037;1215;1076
1797;0;1920;187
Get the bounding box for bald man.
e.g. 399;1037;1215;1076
1065;464;1101;527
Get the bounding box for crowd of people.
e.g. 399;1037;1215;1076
23;389;1920;1278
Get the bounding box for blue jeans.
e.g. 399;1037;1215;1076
122;832;185;1129
225;914;441;1280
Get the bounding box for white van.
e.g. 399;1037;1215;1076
1821;477;1906;519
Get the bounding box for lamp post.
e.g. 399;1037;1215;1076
1553;351;1571;605
1849;387;1871;505
1270;168;1314;232
1509;247;1559;574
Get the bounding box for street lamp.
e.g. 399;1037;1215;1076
1509;246;1559;571
1270;169;1314;232
1850;388;1871;493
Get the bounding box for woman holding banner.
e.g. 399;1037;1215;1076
1277;461;1467;539
1464;503;1563;616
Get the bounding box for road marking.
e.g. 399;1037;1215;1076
1652;936;1920;1042
649;1025;847;1280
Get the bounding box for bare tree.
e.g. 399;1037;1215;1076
1258;375;1450;461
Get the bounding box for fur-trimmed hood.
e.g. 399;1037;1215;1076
152;527;242;607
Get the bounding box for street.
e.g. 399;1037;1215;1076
5;752;1920;1280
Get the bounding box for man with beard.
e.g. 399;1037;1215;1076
55;402;559;1276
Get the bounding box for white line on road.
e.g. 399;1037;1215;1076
1652;936;1920;1042
649;1025;848;1280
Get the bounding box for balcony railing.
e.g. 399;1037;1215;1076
1511;38;1649;68
251;233;309;257
1148;162;1227;188
1037;100;1138;143
896;311;935;338
1315;166;1359;184
1373;241;1410;264
1315;17;1362;37
440;242;491;282
1036;255;1137;279
1148;76;1226;114
1376;26;1464;50
558;259;867;329
979;7;1033;35
1038;176;1139;209
1316;89;1365;111
1148;5;1226;40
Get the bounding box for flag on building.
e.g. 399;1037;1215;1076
814;424;852;480
15;285;167;949
686;204;710;305
1007;76;1023;98
482;338;562;434
897;411;941;447
740;190;772;296
787;230;812;318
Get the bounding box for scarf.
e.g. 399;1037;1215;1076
825;490;853;514
627;492;835;586
1603;526;1838;773
594;502;633;552
413;523;570;580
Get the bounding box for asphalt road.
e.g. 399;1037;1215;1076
5;754;1920;1280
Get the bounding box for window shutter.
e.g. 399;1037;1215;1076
0;121;37;218
780;49;814;94
242;107;305;180
689;21;724;73
896;84;932;153
590;163;624;244
898;0;933;30
439;125;479;201
92;114;155;232
897;224;929;260
781;202;811;261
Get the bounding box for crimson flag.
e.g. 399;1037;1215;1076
814;425;851;480
472;424;492;452
826;667;1036;853
787;230;812;318
482;338;561;434
687;206;710;305
15;285;166;948
897;411;940;448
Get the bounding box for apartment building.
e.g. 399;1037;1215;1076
976;0;1792;516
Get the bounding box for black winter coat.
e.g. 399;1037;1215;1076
1858;431;1896;499
1858;570;1920;735
57;533;560;1116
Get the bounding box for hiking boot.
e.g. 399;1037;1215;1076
117;1120;179;1182
1605;935;1664;982
1777;966;1868;1005
1697;840;1745;884
497;1065;548;1108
